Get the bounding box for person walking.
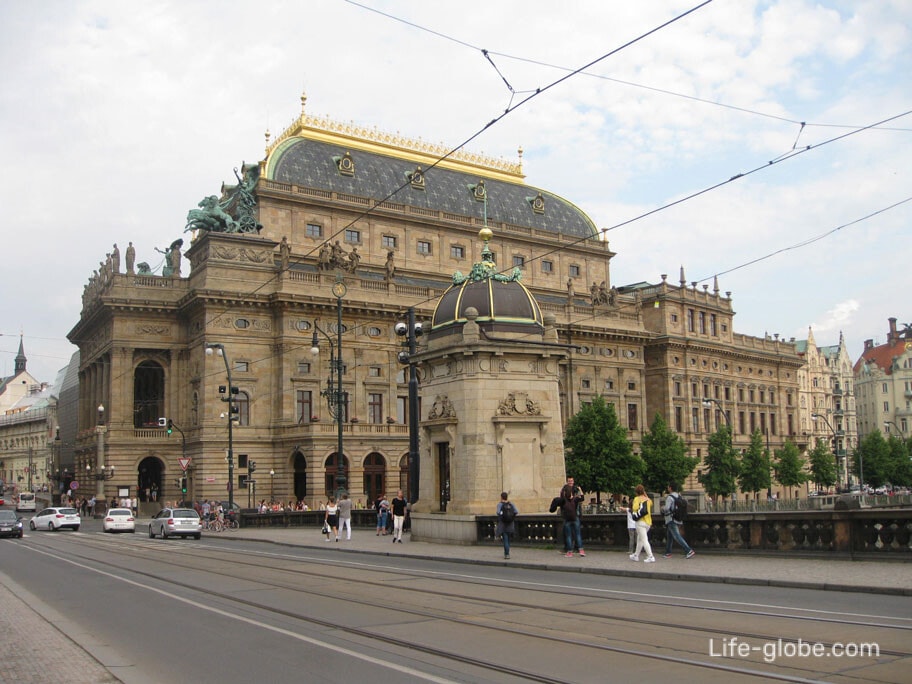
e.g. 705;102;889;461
559;477;585;557
622;484;656;563
324;496;339;542
496;492;518;559
338;493;353;540
390;490;408;543
376;494;390;535
661;483;695;559
625;500;637;555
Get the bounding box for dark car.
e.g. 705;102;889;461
0;510;24;538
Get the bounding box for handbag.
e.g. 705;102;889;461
321;521;329;534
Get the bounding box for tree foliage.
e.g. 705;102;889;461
738;429;771;498
807;437;837;490
852;430;892;488
772;439;808;495
563;395;644;498
887;435;912;487
697;425;739;500
641;412;698;493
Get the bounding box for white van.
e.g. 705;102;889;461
16;492;37;512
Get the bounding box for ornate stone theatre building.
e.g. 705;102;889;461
67;94;803;510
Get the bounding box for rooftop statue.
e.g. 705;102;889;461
184;163;262;234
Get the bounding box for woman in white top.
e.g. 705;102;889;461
324;496;339;542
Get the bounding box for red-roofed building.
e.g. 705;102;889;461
854;318;912;438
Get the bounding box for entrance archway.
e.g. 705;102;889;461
293;451;307;501
363;452;386;504
137;456;164;503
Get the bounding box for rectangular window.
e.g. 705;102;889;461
687;309;695;332
627;381;636;391
674;381;682;397
296;390;313;423
604;379;614;391
691;382;698;398
724;386;731;401
703;383;709;398
381;235;397;249
760;412;767;434
297;362;311;375
541;260;553;273
770;414;777;435
759;390;765;404
368;366;382;378
512;255;525;268
368;393;384;424
749;389;755;403
397;396;407;424
691;407;700;433
627;403;638;431
234;361;249;373
738;388;745;402
704;407;711;432
670;313;678;323
569;265;580;277
417;240;432;255
710;313;717;336
882;382;888;393
450;245;465;259
345;229;361;243
750;412;757;433
698;311;706;334
581;379;591;389
739;411;746;435
884;401;890;412
306;223;322;238
675;406;683;432
787;413;794;435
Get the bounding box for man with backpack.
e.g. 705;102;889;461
661;483;695;559
496;492;518;559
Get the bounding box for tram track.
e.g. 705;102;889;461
20;533;911;683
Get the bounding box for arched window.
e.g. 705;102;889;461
293;451;307;501
235;391;250;426
324;453;349;498
363;452;386;503
133;361;165;428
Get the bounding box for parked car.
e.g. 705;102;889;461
148;507;201;539
29;507;81;532
103;508;136;533
0;496;5;506
0;510;24;538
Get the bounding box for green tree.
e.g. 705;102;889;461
772;439;808;497
807;437;837;491
852;430;891;488
563;395;644;500
738;429;771;500
886;434;912;487
641;412;698;493
697;425;739;502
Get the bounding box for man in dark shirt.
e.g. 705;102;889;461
559;477;585;557
390;490;408;543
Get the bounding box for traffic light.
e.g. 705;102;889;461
248;461;257;474
180;477;187;494
167;419;173;435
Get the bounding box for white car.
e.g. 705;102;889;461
29;507;81;532
103;508;136;533
148;507;201;539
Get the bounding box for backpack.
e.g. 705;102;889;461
500;502;516;524
672;493;688;523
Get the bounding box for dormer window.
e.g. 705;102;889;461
334;151;355;176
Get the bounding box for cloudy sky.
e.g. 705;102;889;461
1;0;909;383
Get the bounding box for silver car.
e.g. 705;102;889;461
30;507;81;532
148;507;201;539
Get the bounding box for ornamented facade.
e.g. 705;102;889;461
66;95;808;508
855;317;912;440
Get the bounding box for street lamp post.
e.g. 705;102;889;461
270;468;275;502
395;308;423;504
311;299;348;501
811;412;844;491
96;404;106;501
206;343;236;512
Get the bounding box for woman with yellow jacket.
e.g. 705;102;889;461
621;484;656;563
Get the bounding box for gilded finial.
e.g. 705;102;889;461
479;227;493;243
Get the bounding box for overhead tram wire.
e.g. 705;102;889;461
196;0;715;315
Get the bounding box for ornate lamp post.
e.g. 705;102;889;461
395;308;423;504
311;278;348;500
269;468;275;502
206;343;237;512
812;412;845;491
95;404;107;501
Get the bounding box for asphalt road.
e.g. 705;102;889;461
2;515;910;683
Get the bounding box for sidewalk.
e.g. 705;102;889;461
224;525;912;596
